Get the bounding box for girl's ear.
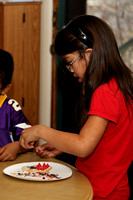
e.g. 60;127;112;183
1;84;12;95
85;48;92;53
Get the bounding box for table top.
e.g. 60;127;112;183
0;152;93;200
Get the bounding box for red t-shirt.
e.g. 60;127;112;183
75;78;133;199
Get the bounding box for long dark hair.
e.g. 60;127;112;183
54;15;133;127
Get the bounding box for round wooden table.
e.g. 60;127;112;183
0;152;93;200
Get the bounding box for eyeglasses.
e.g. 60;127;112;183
65;54;81;72
65;51;86;72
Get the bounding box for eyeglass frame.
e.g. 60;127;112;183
65;51;85;72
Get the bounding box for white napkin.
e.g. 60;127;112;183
15;123;31;129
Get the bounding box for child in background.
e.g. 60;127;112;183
20;15;133;199
0;49;31;161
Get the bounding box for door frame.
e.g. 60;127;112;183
51;0;58;128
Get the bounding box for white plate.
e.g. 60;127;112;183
3;161;72;181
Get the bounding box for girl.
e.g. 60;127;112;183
20;15;133;199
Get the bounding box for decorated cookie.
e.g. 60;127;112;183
22;163;52;173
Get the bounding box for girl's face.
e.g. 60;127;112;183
63;50;92;82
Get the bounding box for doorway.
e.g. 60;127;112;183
51;0;86;166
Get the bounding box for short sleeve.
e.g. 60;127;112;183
9;99;30;140
88;85;121;123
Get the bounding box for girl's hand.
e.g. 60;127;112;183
0;142;20;161
19;125;40;149
36;143;62;158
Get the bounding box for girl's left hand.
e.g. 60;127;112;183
19;125;40;149
36;143;62;158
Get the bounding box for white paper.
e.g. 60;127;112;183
15;123;31;129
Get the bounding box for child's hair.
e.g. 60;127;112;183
0;49;14;90
54;15;133;127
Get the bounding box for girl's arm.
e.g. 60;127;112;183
20;115;108;158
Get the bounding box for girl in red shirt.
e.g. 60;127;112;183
20;15;133;199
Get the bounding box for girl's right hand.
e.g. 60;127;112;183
35;143;62;158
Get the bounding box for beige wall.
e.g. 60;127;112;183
39;0;53;127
